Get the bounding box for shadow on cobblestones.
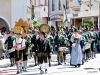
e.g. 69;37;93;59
84;68;98;70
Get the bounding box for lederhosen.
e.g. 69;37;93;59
37;38;51;64
15;39;23;61
22;38;28;61
31;34;39;65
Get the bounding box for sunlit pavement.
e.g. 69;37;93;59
0;54;100;75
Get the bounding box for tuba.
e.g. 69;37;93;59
39;24;50;33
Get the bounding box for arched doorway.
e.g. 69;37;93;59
0;18;9;32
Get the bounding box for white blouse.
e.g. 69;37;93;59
71;33;82;43
16;38;26;49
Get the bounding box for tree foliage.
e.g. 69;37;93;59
83;18;93;27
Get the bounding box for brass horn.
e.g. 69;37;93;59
39;24;50;33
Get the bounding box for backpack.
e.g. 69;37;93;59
0;40;3;49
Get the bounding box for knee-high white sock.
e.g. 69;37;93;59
20;63;22;71
23;61;27;69
44;63;48;70
40;64;43;71
16;63;20;72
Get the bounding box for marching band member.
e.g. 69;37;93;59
21;32;29;71
15;33;26;74
37;32;51;74
46;32;54;66
31;30;39;66
5;31;16;66
54;32;63;65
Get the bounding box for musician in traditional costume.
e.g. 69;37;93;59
37;32;51;74
97;29;100;52
31;30;39;66
89;28;97;59
82;28;91;61
5;31;16;66
63;34;69;64
15;33;26;74
54;31;63;65
46;32;54;66
21;32;29;71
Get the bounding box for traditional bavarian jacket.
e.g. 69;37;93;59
37;38;51;53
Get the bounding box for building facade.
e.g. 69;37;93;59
69;0;80;16
32;0;48;24
48;0;69;29
0;0;32;32
72;0;100;29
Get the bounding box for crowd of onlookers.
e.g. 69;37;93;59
0;26;100;74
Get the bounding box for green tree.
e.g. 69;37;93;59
83;18;93;28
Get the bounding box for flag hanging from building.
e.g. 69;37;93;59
62;4;68;23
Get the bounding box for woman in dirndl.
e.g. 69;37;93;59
70;28;83;67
